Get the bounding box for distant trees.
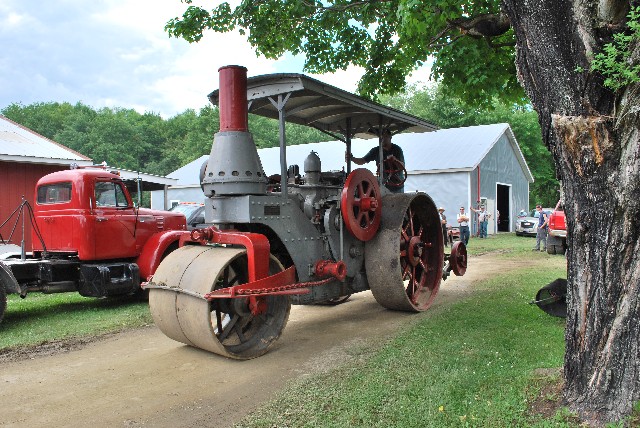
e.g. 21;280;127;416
2;88;555;206
1;101;332;176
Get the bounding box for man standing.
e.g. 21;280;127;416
348;128;405;193
470;205;490;238
457;207;470;245
533;204;549;251
438;207;448;247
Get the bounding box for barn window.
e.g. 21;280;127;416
37;182;72;204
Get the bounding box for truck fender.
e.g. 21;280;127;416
0;261;20;294
137;230;189;280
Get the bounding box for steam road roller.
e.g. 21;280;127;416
146;66;468;359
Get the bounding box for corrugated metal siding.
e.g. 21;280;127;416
405;171;470;229
0;116;90;163
0;161;64;249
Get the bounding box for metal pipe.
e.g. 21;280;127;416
346;117;352;175
342;117;351;261
377;117;384;189
20;197;25;261
218;65;248;132
278;95;288;197
136;174;141;207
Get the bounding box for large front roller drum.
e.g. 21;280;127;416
149;245;291;359
365;193;444;312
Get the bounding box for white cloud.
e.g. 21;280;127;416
0;0;432;118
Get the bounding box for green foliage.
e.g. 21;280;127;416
591;6;640;91
1;102;330;176
165;0;523;104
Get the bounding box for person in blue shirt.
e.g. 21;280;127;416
347;129;405;193
533;204;550;251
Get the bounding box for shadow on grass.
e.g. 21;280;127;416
1;293;149;342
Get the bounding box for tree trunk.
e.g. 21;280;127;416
502;0;640;424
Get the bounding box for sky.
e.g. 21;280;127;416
0;0;431;119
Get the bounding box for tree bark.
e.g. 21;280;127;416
502;0;640;424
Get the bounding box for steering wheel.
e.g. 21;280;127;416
383;157;407;188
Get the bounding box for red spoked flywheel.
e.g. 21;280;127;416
341;169;382;241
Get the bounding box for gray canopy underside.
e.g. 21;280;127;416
208;73;438;141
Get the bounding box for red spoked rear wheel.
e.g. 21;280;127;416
400;202;442;310
365;193;444;312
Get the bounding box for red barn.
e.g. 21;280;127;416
0;115;92;250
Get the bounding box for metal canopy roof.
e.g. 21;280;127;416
208;73;438;141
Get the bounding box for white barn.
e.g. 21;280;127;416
151;123;533;234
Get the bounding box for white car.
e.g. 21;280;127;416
515;208;552;237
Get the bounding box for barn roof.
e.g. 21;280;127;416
169;123;533;185
400;123;534;181
0;115;92;165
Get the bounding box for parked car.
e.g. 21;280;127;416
447;224;460;243
547;201;567;255
515;208;552;237
169;202;205;230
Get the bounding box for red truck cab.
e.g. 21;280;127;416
0;167;188;323
32;168;186;261
0;168;189;320
547;200;567;255
28;167;188;283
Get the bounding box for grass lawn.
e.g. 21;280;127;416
236;233;571;427
0;292;152;350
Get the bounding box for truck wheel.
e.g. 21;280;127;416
0;284;6;324
547;245;556;255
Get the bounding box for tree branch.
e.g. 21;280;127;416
429;33;465;50
449;13;511;38
428;13;513;50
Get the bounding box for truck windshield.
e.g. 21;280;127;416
169;204;203;217
95;182;129;208
37;182;72;204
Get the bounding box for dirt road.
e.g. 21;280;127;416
0;253;506;428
